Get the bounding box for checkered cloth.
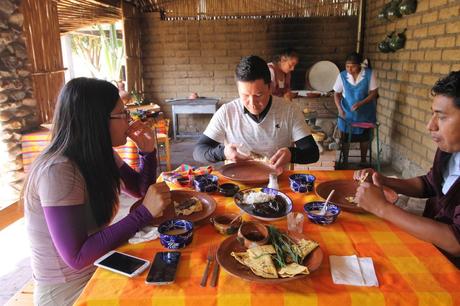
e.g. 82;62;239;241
75;170;460;306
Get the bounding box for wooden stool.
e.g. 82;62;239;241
153;119;171;171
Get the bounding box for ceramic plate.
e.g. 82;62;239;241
220;161;275;184
130;190;216;225
234;187;292;221
216;234;323;283
315;179;398;213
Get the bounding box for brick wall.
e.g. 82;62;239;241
140;13;357;133
363;0;460;176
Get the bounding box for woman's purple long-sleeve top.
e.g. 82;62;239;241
42;150;157;270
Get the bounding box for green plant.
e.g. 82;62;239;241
70;23;124;80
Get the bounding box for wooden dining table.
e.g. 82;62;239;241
74;170;460;306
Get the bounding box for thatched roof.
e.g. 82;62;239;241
125;0;359;19
56;0;359;33
56;0;121;33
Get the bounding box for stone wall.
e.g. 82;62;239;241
363;0;460;177
0;0;37;203
140;13;358;134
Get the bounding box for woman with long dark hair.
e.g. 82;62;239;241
24;78;170;305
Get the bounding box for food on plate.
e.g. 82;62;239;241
231;226;319;279
238;189;289;218
174;197;203;216
249;151;270;163
242;191;275;204
242;191;286;217
345;196;357;205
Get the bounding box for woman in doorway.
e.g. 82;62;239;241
268;48;299;101
333;52;378;166
24;78;170;305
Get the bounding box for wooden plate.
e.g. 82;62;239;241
216;234;323;283
234;187;293;221
220;161;275;184
315;179;398;213
130;190;216;225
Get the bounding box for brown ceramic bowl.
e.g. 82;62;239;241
237;221;269;249
210;213;242;235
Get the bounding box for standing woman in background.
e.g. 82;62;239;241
23;78;170;306
333;52;378;166
268;48;299;101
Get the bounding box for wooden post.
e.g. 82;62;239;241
121;2;143;94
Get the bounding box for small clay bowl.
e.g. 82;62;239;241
210;213;242;235
218;183;240;197
237;221;269;249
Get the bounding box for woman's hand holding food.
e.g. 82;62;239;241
355;173;391;217
270;147;291;175
142;182;171;217
224;143;250;162
127;120;156;153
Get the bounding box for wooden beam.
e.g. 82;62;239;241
0;201;23;231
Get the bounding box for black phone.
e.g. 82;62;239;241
146;251;181;285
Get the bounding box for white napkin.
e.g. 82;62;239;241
128;226;159;244
329;255;379;287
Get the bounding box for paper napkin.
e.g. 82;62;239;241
128;226;159;244
329;255;379;287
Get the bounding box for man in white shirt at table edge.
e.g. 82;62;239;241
193;55;320;174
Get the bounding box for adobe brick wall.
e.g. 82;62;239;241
363;0;460;177
139;12;357;134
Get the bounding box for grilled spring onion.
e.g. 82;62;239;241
268;226;302;268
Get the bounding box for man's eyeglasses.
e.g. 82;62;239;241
110;109;131;120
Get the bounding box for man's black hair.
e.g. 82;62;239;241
432;71;460;108
235;55;271;85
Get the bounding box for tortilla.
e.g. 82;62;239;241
249;151;270;163
231;237;319;279
247;245;276;258
278;263;310;278
296;239;319;261
231;245;278;279
174;197;203;216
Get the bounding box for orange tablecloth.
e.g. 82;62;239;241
21;129;140;172
75;170;460;306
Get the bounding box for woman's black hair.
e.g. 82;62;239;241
345;52;363;65
27;78;121;226
235;55;271;85
431;71;460;108
273;48;299;63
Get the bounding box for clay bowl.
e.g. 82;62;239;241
210;213;242;235
237;221;269;249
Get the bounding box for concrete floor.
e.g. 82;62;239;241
1;138;415;304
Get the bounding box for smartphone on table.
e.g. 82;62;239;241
146;251;181;285
94;250;150;277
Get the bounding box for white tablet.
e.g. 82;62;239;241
94;250;150;277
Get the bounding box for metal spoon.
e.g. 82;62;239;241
319;189;335;216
